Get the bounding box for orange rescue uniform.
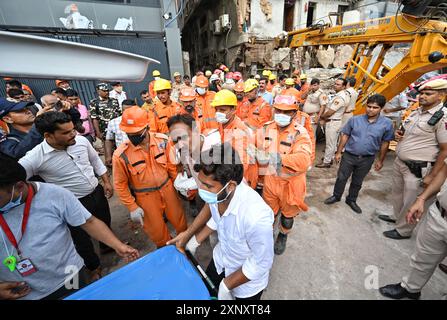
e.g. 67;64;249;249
293;111;316;163
244;97;273;130
219;116;258;188
149;80;157;100
150;100;181;134
113;132;187;247
297;83;310;105
196;91;218;131
258;120;312;233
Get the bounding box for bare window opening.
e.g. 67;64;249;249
306;2;316;27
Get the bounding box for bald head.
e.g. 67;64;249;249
41;94;58;106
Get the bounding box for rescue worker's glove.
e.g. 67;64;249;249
256;150;282;174
218;280;234;300
185;235;200;255
130;207;144;226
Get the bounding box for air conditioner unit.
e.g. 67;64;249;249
213;20;222;34
220;14;230;30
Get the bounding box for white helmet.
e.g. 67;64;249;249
210;74;220;82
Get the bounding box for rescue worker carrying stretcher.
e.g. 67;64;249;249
113;106;187;248
249;95;312;255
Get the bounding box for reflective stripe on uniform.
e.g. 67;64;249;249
203;117;216;123
130;176;170;193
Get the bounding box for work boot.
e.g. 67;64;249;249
274;232;288;255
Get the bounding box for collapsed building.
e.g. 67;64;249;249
178;0;404;77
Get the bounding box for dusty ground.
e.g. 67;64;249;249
98;143;447;300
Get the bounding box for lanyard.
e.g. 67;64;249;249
0;184;34;257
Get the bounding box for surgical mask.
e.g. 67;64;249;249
274;113;292;127
128;128;147;146
196;87;206;96
236;94;244;101
248;96;256;103
154;77;160;81
215;112;229;124
0;185;22;213
198;182;232;204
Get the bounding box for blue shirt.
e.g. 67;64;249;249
342;115;394;156
258;91;273;105
0;124;43;159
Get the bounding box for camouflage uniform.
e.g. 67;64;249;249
89;97;121;137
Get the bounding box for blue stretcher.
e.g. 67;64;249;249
65;245;212;300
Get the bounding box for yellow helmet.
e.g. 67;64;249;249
211;89;237;107
285;78;295;86
152;70;161;77
300;73;307;80
269;74;277;81
244;79;259;93
154;78;172;92
262;70;272;77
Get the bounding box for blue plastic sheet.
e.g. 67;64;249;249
65;245;211;300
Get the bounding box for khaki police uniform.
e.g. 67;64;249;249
323;91;349;164
341;87;358;128
401;159;447;298
303;88;328;131
393;102;447;237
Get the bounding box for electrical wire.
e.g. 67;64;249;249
165;0;184;28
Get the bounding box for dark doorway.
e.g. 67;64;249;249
283;0;296;32
306;2;316;27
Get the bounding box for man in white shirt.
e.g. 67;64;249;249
382;91;409;128
168;143;274;300
19;111;114;280
104;99;134;167
109;82;127;109
342;77;359;128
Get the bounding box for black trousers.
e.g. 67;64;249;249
333;152;375;202
69;184;112;271
206;258;263;300
41;266;89;300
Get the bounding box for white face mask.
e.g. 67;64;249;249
196;87;206;96
215;112;229;124
154;77;161;81
274;113;292;127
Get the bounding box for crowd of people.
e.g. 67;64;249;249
0;64;446;300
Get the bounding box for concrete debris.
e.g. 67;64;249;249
260;0;273;21
306;67;346;90
316;46;335;69
333;45;354;69
271;48;291;70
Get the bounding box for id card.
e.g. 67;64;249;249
16;258;37;277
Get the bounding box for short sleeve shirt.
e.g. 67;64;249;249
327;91;349;120
396;103;447;162
0;183;91;300
303;88;328;114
